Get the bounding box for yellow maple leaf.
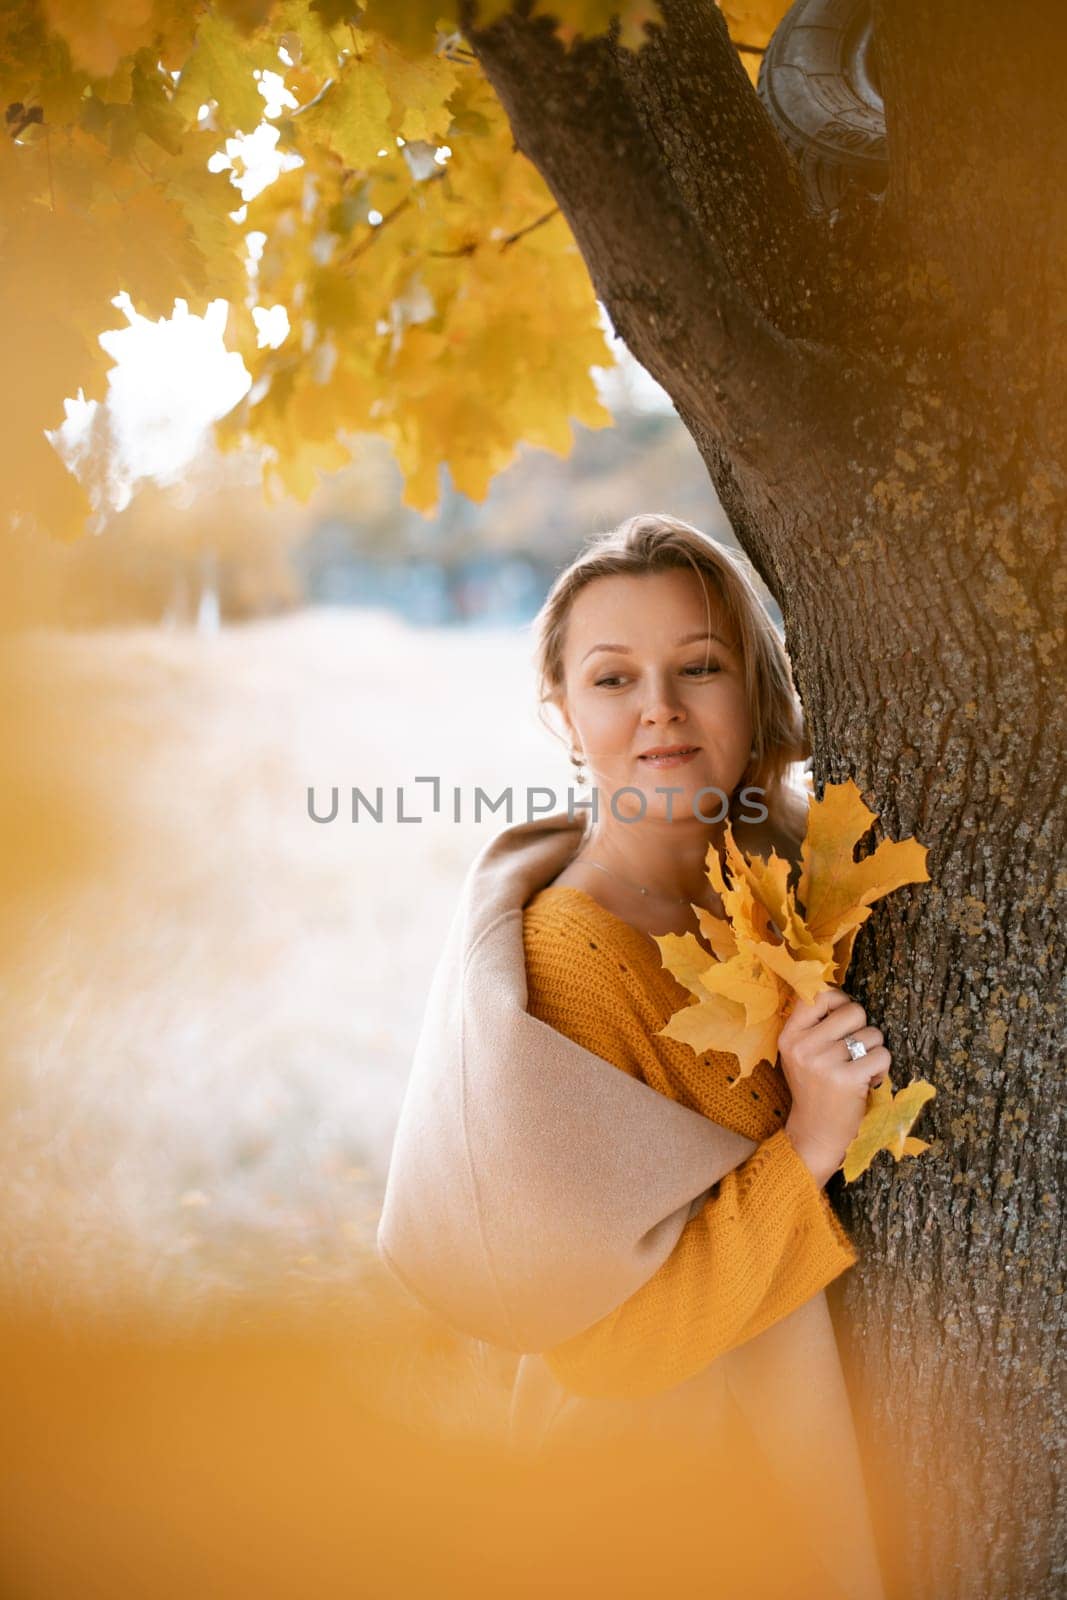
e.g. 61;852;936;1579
651;931;719;1003
172;10;278;134
300;57;393;170
751;938;831;1003
698;945;781;1028
360;0;449;59
694;904;737;963
658;984;780;1080
798;778;930;955
370;36;460;145
841;1078;937;1183
703;833;776;946
274;0;348;77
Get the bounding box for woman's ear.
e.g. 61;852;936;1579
550;695;576;749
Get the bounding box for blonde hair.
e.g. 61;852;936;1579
531;513;812;861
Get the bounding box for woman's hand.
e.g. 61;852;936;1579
777;987;890;1188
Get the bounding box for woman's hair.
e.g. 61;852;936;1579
531;512;812;861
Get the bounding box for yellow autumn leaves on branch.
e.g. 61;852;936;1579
2;1;791;540
652;780;937;1182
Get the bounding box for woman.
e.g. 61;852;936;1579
522;514;889;1400
377;515;888;1599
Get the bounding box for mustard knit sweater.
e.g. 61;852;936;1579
522;885;859;1402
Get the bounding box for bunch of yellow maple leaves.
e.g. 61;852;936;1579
653;779;937;1182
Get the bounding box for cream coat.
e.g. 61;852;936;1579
377;810;886;1600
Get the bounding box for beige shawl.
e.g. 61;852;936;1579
377;810;886;1600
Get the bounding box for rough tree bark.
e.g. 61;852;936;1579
460;3;1066;1596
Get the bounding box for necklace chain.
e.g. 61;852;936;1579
573;853;719;909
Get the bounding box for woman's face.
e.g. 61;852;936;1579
557;569;754;822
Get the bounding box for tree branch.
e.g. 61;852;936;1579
614;0;825;340
460;1;891;555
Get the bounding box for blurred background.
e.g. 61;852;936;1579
2;295;795;1596
1;285;785;1326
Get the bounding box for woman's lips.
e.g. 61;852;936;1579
638;748;700;769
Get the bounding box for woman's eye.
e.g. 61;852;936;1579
593;663;721;688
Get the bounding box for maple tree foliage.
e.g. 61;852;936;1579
0;0;784;541
652;780;935;1181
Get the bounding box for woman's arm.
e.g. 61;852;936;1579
542;1125;856;1399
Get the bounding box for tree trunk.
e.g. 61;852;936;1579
462;2;1066;1595
786;523;1065;1600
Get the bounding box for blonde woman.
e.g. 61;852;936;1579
377;514;888;1600
523;513;889;1398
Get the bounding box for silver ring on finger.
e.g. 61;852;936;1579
843;1032;868;1062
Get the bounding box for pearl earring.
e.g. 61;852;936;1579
569;747;587;787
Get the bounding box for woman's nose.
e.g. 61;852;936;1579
640;676;687;722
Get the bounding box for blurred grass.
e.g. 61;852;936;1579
0;608;566;1434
